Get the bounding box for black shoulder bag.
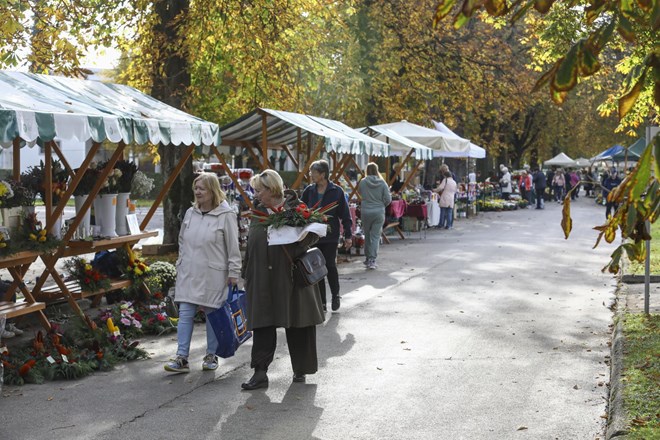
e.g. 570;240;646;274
282;245;328;287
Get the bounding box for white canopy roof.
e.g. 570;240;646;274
0;70;221;147
368;120;470;157
360;125;434;160
544;152;577;167
219;108;389;156
432;121;486;158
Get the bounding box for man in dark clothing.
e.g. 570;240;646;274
603;169;622;219
301;160;353;312
532;167;547;209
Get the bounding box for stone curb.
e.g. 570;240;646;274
606;313;629;439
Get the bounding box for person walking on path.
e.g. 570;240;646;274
358;162;392;270
301;160;352;312
552;169;566;203
241;170;325;390
603;169;622;219
499;167;512;200
434;170;458;229
532;167;546;209
164;173;242;374
518;170;532;207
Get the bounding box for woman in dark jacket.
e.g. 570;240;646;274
241;170;325;390
301;160;352;312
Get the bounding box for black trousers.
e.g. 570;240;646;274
314;242;339;304
250;326;318;375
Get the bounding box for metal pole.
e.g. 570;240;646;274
645;219;650;315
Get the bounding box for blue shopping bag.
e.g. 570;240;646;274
207;286;252;358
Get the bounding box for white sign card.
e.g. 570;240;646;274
126;214;140;235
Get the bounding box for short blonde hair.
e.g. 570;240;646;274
250;169;284;198
193;172;226;209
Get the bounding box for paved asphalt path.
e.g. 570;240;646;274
3;198;616;440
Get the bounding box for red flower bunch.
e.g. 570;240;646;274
251;200;337;229
63;257;112;293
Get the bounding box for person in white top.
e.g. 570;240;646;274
434;170;458;229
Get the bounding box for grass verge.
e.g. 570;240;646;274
628;221;660;275
621;312;660;438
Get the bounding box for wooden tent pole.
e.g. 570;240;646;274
281;145;299;169
400;160;424;191
12;138;20;181
50;141;73;177
51;142;103;245
44;142;53;229
389;148;414;186
261;113;269;169
347;156;366;201
292;139;325;189
211;146;253;209
332;155;351;183
246;144;267;171
140;143;195;230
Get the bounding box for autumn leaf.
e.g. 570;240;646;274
561;196;572;239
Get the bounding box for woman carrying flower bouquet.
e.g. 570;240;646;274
241;169;325;390
301;160;353;312
164;173;242;373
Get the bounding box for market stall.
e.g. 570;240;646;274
0;71;221;330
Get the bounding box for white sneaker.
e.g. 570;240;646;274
6;323;24;335
202;353;218;371
367;260;377;270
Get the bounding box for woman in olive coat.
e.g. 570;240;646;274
241;170;325;390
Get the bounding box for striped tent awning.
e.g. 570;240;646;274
0;70;221;147
219;108;390;157
360;125;434;160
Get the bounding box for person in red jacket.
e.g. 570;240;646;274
518;170;532;207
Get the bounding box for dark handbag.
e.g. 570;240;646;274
283;246;328;287
207;286;252;359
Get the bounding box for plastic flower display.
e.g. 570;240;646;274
63;257;112;293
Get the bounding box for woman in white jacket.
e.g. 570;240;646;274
164;173;242;373
499;167;512;200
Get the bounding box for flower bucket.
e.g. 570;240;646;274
74;195;91;238
1;207;22;236
115;192;131;236
49;206;62;239
95;193;118;238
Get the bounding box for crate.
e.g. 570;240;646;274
402;217;419;232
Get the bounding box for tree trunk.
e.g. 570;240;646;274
150;0;191;247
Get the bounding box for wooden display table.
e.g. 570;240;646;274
0;251;51;331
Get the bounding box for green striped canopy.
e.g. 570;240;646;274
0;71;221;148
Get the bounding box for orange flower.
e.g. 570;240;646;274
19;363;32;376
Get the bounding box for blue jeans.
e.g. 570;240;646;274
176;302;218;358
439;207;453;228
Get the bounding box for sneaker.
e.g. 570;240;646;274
362;259;369;266
367;260;377;270
164;355;189;373
6;323;24;335
202;353;218;371
0;328;16;338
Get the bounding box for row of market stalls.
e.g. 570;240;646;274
0;70;488;331
543;136;651;170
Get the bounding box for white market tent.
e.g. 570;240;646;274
544;152;577;167
360;125;435;192
218;108;390;192
368;120;470;157
575;157;592;167
432;121;486;159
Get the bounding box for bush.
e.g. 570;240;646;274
146;261;176;293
